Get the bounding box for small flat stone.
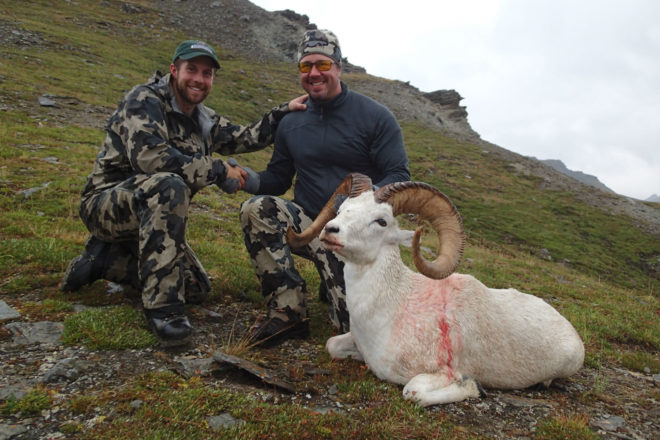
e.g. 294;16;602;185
174;357;224;378
213;350;296;393
5;321;64;346
0;423;28;438
0;382;30;401
592;415;625;431
0;300;20;321
207;413;245;430
38;95;56;107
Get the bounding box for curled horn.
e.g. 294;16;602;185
286;173;374;248
374;182;464;279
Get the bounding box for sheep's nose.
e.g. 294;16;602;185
324;225;339;234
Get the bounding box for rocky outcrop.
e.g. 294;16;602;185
424;89;469;121
274;9;313;28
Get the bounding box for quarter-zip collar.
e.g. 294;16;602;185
307;81;349;114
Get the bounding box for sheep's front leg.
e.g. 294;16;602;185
326;332;364;361
403;374;484;406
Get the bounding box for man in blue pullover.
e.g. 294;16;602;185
239;29;410;346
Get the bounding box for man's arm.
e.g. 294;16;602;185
119;86;219;192
254;128;297;196
211;95;308;156
369;109;411;187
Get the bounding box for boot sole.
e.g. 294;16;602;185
156;335;191;348
252;321;310;348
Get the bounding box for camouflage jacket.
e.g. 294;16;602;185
81;71;290;198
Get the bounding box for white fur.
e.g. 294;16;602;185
322;192;585;406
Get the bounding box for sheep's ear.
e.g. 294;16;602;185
397;230;415;247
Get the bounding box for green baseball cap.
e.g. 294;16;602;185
172;40;220;69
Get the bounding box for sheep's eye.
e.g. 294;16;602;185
374;218;387;227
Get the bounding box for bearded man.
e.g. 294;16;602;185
62;40;306;345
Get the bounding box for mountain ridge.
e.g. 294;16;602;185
539;159;614;194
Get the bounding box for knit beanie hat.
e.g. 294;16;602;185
297;29;342;63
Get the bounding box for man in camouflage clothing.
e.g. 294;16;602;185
61;40;306;345
239;30;410;347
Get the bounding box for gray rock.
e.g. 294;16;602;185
0;301;20;321
5;321;64;346
0;382;30;401
0;423;28;439
592;415;625;431
42;358;94;383
38;95;56;107
174;357;223;378
17;182;51;199
207;413;245;431
311;406;344;415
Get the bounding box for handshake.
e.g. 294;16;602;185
218;158;260;194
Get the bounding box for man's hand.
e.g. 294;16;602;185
220;159;247;193
226;161;247;186
288;94;309;112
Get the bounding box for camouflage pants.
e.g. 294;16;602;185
79;172;211;312
240;196;349;332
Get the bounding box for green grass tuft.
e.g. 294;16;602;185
61;305;158;350
535;414;600;440
1;387;52;417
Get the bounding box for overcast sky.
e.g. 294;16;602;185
251;0;660;200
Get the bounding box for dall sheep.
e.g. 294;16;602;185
287;173;584;406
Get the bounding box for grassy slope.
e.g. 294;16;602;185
1;0;658;437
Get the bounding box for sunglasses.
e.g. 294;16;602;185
298;60;335;73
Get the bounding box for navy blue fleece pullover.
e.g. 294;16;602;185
258;82;410;217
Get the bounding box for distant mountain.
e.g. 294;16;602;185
540;159;615;194
646;194;660;202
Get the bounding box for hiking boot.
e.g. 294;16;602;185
144;308;192;346
61;235;111;292
248;316;310;348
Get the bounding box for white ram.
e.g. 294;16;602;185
287;174;585;406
